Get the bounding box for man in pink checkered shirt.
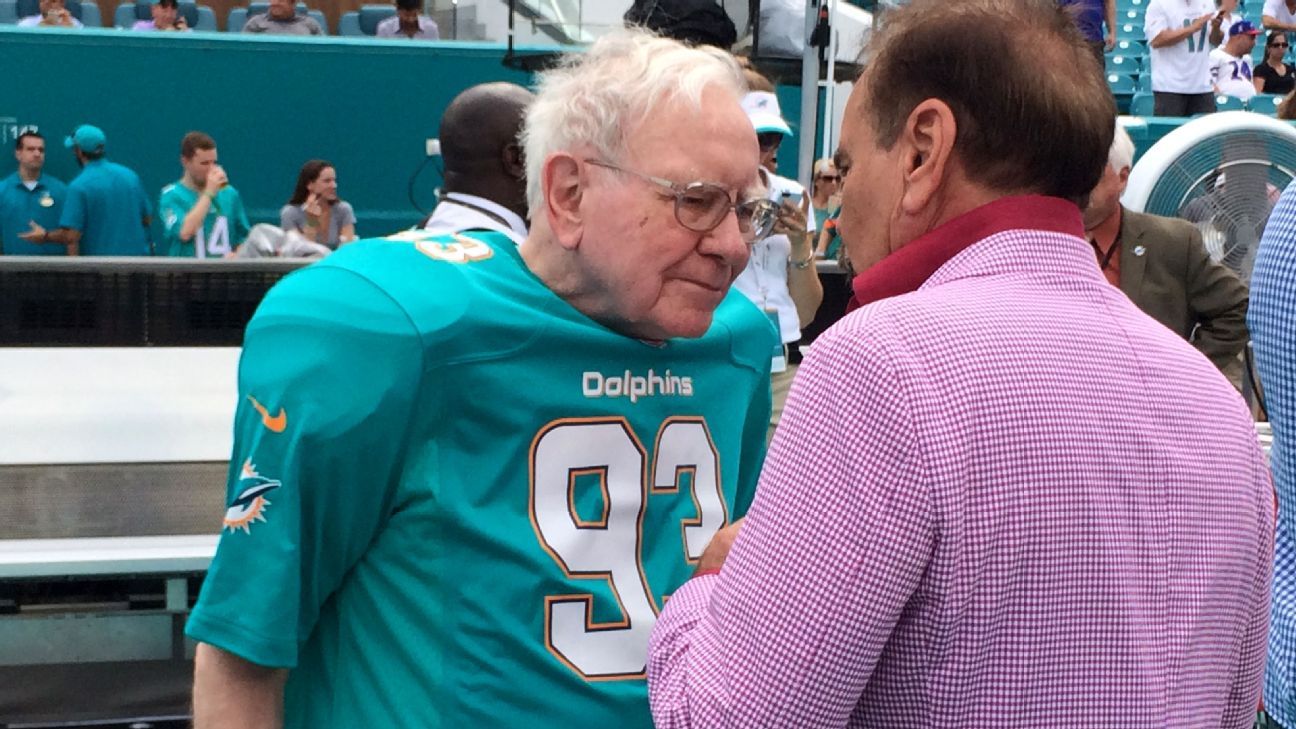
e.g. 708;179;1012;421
646;1;1275;726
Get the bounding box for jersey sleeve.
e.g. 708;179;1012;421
185;264;425;668
158;187;184;252
1145;1;1169;40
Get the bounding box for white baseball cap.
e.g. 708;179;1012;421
741;91;793;137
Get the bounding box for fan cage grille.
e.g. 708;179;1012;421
1143;130;1296;282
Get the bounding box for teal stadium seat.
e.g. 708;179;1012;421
0;0;17;23
1130;91;1156;116
1105;53;1140;74
114;0;216;30
339;4;393;35
228;2;324;32
1251;93;1284;114
1138;72;1152;91
14;0;99;24
1107;73;1139;95
1214;94;1247;111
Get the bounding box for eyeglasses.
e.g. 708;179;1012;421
757;132;784;151
585;159;779;243
1273;42;1290;48
817;174;841;182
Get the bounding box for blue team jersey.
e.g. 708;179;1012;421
186;230;774;728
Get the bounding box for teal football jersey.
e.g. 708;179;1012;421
185;230;774;728
159;181;251;258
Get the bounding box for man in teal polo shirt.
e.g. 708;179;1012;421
24;125;153;256
0;130;67;255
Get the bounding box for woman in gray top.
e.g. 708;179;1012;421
280;159;356;249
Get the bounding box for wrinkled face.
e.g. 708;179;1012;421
183;147;217;188
15;136;44;172
834;84;907;275
574;87;761;341
309;166;338;201
1083;162;1128;230
151;2;176;25
268;0;294;20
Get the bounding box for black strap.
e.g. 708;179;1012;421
1090;237;1119;271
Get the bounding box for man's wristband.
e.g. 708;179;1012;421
792;252;816;269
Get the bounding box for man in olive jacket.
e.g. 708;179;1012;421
1085;123;1249;385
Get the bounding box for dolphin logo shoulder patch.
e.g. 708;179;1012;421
223;459;283;534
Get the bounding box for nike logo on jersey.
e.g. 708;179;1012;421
223;460;282;533
247;395;287;433
583;369;693;403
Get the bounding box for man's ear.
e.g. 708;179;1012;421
542;152;584;251
898;99;957;216
502;142;526;180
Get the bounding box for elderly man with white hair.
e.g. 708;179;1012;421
1083;121;1250;383
185;29;779;729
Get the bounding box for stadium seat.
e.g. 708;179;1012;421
1214;94;1247;111
1250;93;1284;114
1107;73;1139;95
1114;39;1146;55
228;2;323;31
114;0;214;30
1130;91;1156;116
1105;53;1140;74
1138;72;1152;91
0;0;17;23
339;4;392;35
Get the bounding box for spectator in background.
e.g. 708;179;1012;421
732;81;822;441
243;0;322;35
809;158;839;232
376;0;437;39
1058;0;1116;62
281;160;355;248
1280;87;1296;116
132;0;188;31
17;0;81;27
1211;19;1261;101
1256;31;1296;93
1083;121;1250;384
1264;0;1296;31
1210;0;1241;46
160;132;251;258
20;125;151;256
422;82;533;245
647;2;1272;726
1146;0;1218;115
0;131;66;256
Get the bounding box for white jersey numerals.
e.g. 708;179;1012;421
196;216;231;259
529;417;728;680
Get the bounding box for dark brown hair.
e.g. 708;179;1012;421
180;131;215;159
861;0;1115;206
289;159;333;205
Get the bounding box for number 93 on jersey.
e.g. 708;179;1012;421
528;416;729;681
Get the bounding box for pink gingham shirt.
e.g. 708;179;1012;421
647;196;1274;728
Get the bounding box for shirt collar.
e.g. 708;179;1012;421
848;195;1084;311
444;192;528;239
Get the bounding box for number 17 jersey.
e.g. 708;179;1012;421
185;231;775;728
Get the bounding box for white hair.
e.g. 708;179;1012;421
1108;121;1136;173
521;29;747;217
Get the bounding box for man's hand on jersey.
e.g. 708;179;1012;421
18;220;46;243
696;519;743;575
1193;12;1215;29
204;166;228;197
